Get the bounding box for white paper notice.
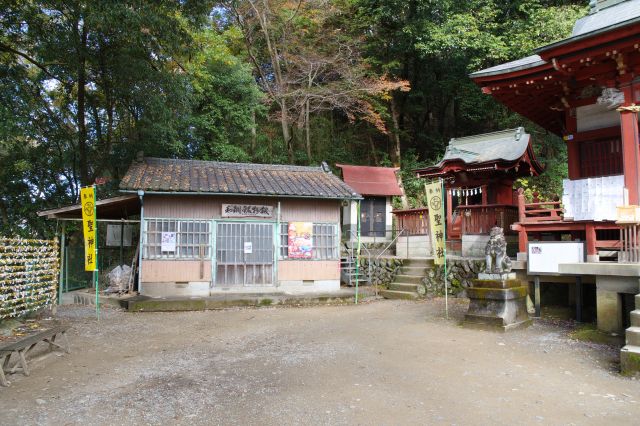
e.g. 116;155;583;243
161;232;177;252
244;242;253;254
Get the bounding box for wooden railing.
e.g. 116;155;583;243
619;222;640;263
517;188;563;223
392;208;429;236
458;204;519;235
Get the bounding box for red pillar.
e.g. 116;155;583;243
586;223;597;262
565;110;581;180
620;84;640;205
446;186;453;236
518;228;528;254
517;188;526;222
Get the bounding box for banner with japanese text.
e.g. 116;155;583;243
425;181;445;265
80;186;97;271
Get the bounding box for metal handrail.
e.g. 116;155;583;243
345;230;372;287
375;228;406;261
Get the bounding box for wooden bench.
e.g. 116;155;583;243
0;325;70;387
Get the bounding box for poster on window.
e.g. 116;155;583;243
288;222;313;259
161;232;176;252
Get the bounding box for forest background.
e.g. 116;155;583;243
0;0;587;236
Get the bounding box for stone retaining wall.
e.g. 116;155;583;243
359;257;404;286
420;259;485;298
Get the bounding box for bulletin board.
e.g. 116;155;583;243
527;242;585;275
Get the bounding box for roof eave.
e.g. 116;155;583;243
469;59;549;80
535;16;640;56
120;189;363;201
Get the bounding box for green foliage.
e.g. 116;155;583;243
1;0;588;236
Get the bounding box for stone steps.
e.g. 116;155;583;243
631;310;640;327
403;259;433;268
621;344;640;375
394;274;423;284
381;258;432;300
379;289;419;300
388;283;420;292
626;326;640;346
399;266;429;275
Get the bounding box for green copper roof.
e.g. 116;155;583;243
437;128;530;166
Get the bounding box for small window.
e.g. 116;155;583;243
144;218;210;259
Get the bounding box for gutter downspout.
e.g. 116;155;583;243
276;201;281;287
137;190;144;294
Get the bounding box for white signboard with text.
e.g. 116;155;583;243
222;204;273;218
527;242;585;275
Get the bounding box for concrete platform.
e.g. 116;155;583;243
61;287;376;312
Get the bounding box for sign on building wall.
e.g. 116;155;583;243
222;204;273;218
161;232;176;252
106;224;133;247
80;186;97;271
527;242;584;275
288;222;313;258
562;175;624;221
425;181;445;265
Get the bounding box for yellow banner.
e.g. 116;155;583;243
425;180;446;265
80;186;97;271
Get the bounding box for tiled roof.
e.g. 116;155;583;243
336;164;403;196
572;0;640;37
472;1;640;78
120;158;361;199
537;0;640;53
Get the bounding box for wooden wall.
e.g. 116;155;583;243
140;194;341;287
141;260;212;282
144;194;339;222
278;260;340;281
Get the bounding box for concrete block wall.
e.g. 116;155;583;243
462;235;518;258
396;235;432;258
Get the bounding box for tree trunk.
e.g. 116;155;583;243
368;135;379;165
76;21;89;185
280;99;293;163
305;98;311;163
389;97;402;167
251;109;257;155
390;96;409;208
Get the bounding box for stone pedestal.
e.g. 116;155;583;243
463;275;531;332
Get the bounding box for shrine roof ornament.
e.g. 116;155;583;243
415;127;543;178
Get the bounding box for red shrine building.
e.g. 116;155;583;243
416;128;543;257
470;0;640;373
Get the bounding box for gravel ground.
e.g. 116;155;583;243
1;299;639;425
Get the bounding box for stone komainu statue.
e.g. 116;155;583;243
484;226;512;274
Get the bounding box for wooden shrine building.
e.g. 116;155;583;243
336;164;402;243
470;0;640;373
415;128;543;257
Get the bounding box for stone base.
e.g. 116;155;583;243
477;272;516;281
463;278;531;332
620;345;640;376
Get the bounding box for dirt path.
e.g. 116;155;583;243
1;299;639;425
